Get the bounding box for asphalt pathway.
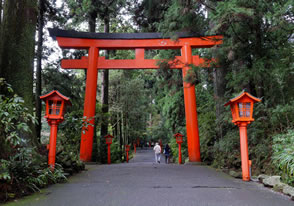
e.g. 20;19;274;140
5;149;294;206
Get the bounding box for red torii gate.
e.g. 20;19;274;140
49;28;222;162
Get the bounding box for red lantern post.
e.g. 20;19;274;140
225;91;261;181
133;142;136;153
125;145;130;163
104;134;114;164
174;133;184;164
40;90;71;170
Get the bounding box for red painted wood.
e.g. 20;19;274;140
178;143;182;164
48;120;58;171
182;44;201;162
56;36;222;49
239;123;250;181
61;56;216;70
107;144;111;164
79;47;99;162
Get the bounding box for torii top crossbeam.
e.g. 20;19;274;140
49;28;223;163
49;28;222;70
49;28;222;49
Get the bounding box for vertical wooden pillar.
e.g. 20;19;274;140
178;143;182;164
126;150;129;163
80;47;99;161
48;120;58;170
107;144;111;164
181;44;201;162
239;122;250;181
135;48;145;63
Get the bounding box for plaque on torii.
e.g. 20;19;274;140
49;28;222;162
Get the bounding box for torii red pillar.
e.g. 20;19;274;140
80;47;99;161
181;44;201;162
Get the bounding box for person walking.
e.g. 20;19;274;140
164;144;171;164
153;142;161;163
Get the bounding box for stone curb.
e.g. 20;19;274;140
257;174;294;200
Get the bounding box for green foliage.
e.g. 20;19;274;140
272;130;294;186
42;66;85;111
0;147;66;202
56;110;86;173
268;101;294;132
129;0;172;32
197;85;218;163
155;0;207;36
65;0;125;30
6;148;66;191
0;160;11;181
211;130;241;169
0;79;67;202
110;139;123;163
0;78;36;157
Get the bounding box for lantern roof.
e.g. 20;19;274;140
224;91;261;106
40;90;72;106
174;133;184;137
104;134;114;138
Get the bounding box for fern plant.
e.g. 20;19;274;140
272;130;294;185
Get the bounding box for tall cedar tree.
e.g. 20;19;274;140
35;0;46;142
0;0;38;145
0;0;3;25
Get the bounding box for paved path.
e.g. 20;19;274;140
5;149;294;206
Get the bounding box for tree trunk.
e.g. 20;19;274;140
35;0;45;143
123;111;127;155
0;0;3;26
0;0;3;69
100;14;110;137
0;0;38;145
119;113;122;144
88;0;97;33
253;11;264;98
112;114;116;137
213;66;227;138
206;0;227;139
119;112;123;159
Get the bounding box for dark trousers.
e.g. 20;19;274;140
165;155;170;164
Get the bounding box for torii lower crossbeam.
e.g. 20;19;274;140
49;28;222;162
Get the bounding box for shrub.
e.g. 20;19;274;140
0;78;36;158
0;79;67;202
56;110;86;173
272;130;294;186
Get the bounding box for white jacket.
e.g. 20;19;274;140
153;144;161;154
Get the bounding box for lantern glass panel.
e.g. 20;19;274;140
56;101;62;115
48;100;63;116
105;137;112;144
176;136;183;143
238;102;251;118
48;100;54;114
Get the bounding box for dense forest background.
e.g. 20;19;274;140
0;0;293;202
